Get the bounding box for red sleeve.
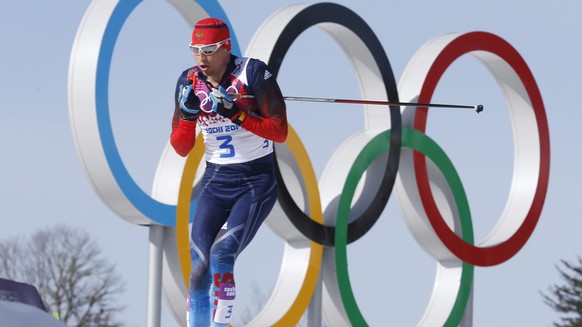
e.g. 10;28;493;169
170;118;197;157
239;66;288;143
239;113;287;143
170;68;198;157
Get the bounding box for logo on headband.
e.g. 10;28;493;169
196;31;204;41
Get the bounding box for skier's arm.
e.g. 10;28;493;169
238;60;287;143
170;71;199;157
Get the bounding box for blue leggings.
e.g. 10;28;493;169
187;154;277;327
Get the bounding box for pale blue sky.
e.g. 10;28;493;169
1;0;581;326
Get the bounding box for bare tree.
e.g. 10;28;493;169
542;256;582;327
0;224;126;327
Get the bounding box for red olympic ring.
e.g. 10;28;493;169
411;31;550;266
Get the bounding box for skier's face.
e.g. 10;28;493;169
193;42;230;81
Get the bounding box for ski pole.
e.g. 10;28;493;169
231;94;484;113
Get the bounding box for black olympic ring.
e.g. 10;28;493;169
267;3;402;247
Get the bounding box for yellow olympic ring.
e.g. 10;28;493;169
176;126;323;326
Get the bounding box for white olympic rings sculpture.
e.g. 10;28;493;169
68;0;549;326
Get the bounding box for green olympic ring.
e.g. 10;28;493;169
335;127;474;326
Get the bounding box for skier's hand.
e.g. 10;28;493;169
210;86;237;119
178;83;200;121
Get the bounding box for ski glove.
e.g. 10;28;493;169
210;86;237;119
178;84;200;121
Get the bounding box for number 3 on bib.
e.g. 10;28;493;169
217;135;235;158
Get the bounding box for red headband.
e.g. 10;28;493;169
191;18;231;50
